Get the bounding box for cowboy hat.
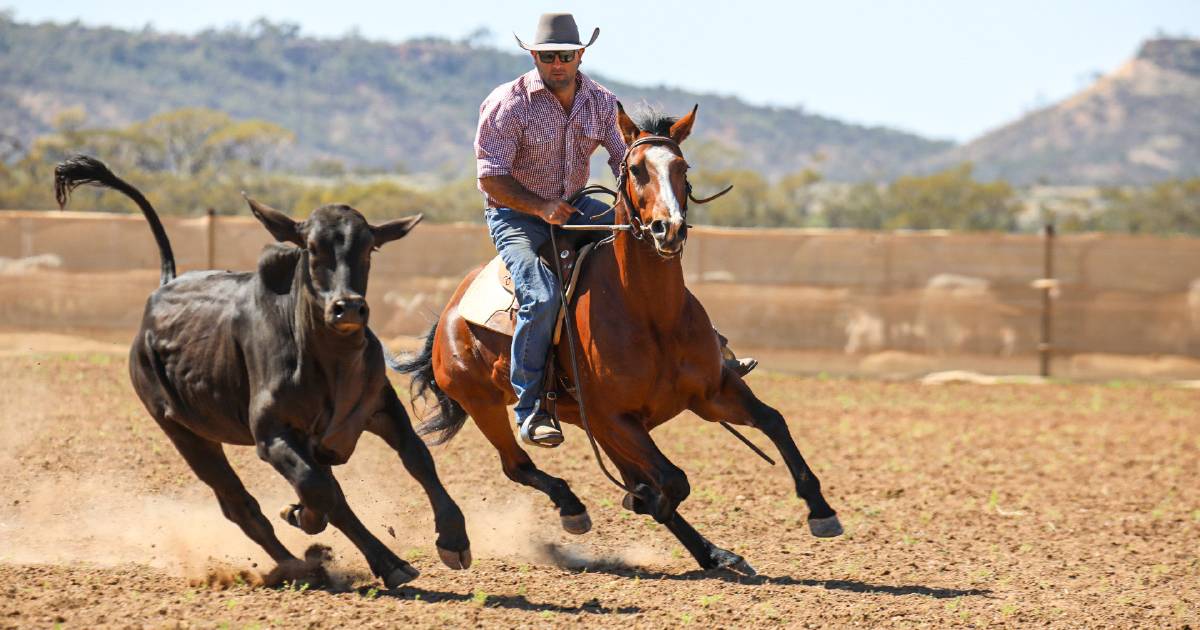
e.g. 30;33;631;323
514;13;599;51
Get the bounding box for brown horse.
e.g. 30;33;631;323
398;104;842;574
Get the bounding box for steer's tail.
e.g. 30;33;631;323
388;322;469;445
54;155;176;286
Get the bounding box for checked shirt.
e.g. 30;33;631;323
475;69;626;208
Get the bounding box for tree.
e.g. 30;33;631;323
1086;180;1200;235
819;163;1020;231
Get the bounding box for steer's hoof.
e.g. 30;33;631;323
437;546;472;570
560;511;592;535
728;558;758;577
279;504;328;535
711;548;756;577
808;515;844;538
384;564;420;589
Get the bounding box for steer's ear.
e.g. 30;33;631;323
244;193;304;246
371;213;423;247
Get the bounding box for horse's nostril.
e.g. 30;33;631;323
650;220;667;235
333;303;345;317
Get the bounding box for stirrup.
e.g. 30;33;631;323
519;413;564;448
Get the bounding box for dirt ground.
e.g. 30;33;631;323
1;333;1197;628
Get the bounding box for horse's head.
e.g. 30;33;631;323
244;196;422;334
616;103;698;258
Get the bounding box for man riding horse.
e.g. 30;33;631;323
475;13;756;448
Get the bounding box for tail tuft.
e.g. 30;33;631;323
54;155;119;209
53;154;177;285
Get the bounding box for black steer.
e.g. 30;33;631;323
54;155;471;588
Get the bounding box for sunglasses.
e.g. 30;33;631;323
537;51;577;64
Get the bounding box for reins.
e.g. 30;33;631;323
550;136;773;501
558;135;732;242
549;224;642;498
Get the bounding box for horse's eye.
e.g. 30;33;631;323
631;164;647;179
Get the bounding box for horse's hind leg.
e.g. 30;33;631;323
691;373;842;537
157;419;297;565
461;398;591;534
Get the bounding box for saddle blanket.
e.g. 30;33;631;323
458;244;596;340
458;255;518;337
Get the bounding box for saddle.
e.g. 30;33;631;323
458;230;606;411
458;231;602;343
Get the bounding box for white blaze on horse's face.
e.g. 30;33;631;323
642;145;687;256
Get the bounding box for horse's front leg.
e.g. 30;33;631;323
595;414;754;575
366;386;472;569
691;373;843;538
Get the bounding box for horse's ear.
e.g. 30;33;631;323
244;194;304;246
616;101;641;145
371;213;423;247
669;104;698;144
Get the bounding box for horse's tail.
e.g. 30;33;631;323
388;322;469;445
54;155;176;286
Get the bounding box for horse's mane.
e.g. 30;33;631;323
633;109;678;136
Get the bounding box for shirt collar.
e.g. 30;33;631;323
524;69;594;103
524;69;545;95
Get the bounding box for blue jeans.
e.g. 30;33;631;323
484;196;613;424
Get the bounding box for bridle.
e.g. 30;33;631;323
550;134;766;504
563;134;732;252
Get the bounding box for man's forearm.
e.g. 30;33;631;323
480;175;550;217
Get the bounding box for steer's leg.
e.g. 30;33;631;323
691;371;842;537
366;386;472;569
597;415;755;575
458;397;591;534
258;427;419;588
157;420;297;565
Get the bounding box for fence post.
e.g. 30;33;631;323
1038;224;1055;377
206;208;217;270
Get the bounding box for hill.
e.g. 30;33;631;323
0;16;949;181
925;38;1200;185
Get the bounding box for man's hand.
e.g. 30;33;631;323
479;176;579;224
540;199;579;225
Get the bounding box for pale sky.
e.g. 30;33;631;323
6;0;1198;142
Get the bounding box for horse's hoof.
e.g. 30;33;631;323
437;546;472;570
384;563;420;588
560;511;592;535
808;515;844;538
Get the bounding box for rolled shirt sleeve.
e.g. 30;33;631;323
475;95;522;179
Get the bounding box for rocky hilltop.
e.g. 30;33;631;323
925;38;1200;184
